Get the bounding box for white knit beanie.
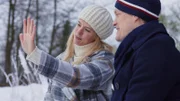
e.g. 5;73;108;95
78;5;114;40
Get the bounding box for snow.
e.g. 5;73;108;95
0;84;47;101
0;1;179;101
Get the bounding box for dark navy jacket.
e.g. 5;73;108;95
111;20;180;101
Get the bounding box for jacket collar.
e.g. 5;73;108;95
132;20;168;50
114;20;168;70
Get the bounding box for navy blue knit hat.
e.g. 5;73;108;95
115;0;161;22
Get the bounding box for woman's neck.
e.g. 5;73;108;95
74;42;95;57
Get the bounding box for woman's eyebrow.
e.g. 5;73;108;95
85;26;93;30
78;21;81;24
78;21;93;30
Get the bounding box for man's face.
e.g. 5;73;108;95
113;9;136;42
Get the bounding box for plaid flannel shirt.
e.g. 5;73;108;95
26;47;114;101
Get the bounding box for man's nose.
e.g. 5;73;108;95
113;20;117;26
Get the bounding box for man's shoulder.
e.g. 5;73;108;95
138;33;175;51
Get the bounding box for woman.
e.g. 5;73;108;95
19;5;114;101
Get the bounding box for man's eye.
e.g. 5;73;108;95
116;12;121;16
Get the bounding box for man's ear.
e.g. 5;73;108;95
133;15;145;24
132;15;139;22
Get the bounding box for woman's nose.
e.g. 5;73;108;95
77;27;83;35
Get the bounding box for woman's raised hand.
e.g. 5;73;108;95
19;17;36;55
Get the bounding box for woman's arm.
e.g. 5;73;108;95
27;47;114;90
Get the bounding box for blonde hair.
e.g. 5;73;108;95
63;30;113;65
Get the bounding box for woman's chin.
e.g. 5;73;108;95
74;41;81;46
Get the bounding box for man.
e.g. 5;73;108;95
112;0;180;101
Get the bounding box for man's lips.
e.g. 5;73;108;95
114;26;119;30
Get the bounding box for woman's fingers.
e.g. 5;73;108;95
24;17;35;36
19;33;24;47
29;19;31;34
32;26;36;40
19;33;23;42
22;17;36;40
23;19;27;34
20;18;36;54
29;19;32;34
30;19;34;34
27;17;30;33
26;17;35;35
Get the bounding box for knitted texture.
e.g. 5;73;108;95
78;5;114;40
115;0;161;22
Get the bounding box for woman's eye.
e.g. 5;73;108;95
77;23;81;27
85;29;90;32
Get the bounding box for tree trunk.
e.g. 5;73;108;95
3;0;16;87
36;0;39;46
49;0;57;55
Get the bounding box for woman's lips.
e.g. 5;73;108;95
76;36;81;40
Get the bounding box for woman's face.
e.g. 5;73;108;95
74;19;97;46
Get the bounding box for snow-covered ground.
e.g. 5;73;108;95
0;84;47;101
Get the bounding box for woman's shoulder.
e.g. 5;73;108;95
56;52;65;60
90;50;114;59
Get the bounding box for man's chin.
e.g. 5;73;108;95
115;36;122;42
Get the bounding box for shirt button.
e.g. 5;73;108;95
115;82;119;90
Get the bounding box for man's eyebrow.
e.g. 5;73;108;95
114;10;117;14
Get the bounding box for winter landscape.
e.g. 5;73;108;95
0;0;179;101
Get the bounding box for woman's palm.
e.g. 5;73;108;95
19;18;36;55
